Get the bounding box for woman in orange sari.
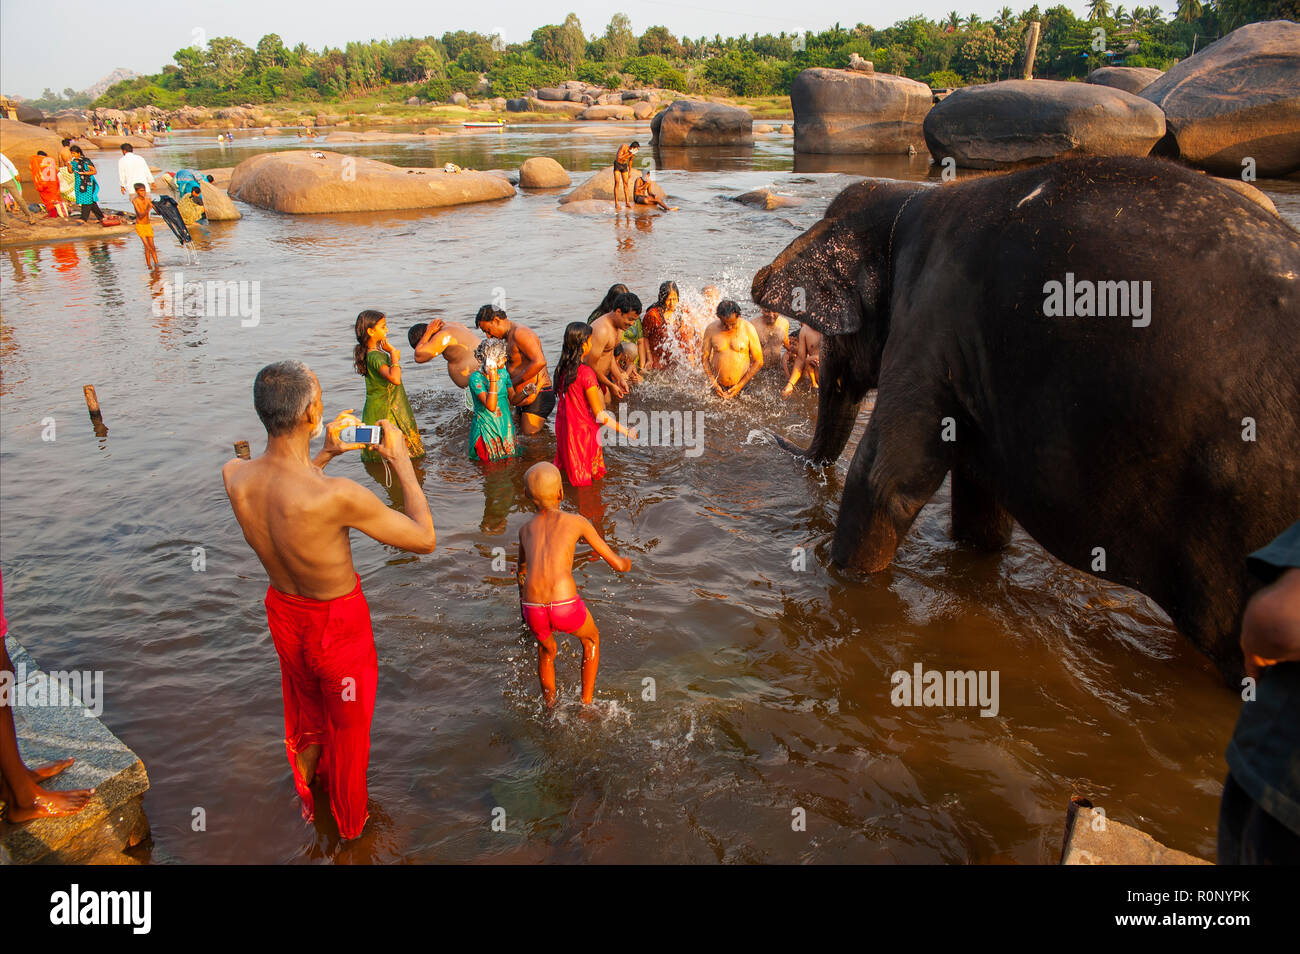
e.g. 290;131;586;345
28;151;65;218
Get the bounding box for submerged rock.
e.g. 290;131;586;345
559;165;667;205
228;151;515;214
731;188;803;210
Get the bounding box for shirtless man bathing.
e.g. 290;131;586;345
702;300;764;400
223;360;435;841
409;317;481;389
586;291;642;402
476;305;554;435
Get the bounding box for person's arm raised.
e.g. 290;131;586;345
413;320;446;364
579;518;631;573
339;420;435;553
376;341;402;385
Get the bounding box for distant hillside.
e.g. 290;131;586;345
84;68;141;100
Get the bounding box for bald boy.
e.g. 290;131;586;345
517;462;630;706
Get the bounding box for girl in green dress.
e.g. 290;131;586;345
467;338;519;462
354;310;425;462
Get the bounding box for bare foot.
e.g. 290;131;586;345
6;784;95;821
28;757;75;783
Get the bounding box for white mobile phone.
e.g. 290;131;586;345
341;425;382;444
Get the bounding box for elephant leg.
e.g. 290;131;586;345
775;333;867;465
829;378;953;572
950;463;1013;551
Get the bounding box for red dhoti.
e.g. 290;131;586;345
264;575;377;840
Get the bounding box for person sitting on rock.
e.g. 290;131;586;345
632;170;676;212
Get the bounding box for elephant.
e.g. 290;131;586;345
752;156;1300;680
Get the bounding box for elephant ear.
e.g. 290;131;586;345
751;179;922;337
752;215;869;336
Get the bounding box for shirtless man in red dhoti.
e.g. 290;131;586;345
222;360;435;840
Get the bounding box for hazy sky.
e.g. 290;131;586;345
2;0;1103;98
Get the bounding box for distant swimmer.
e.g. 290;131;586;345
702;300;763;400
632;170;676;212
130;183;159;269
612;141;639;210
409;318;481;389
755;309;791;373
782;322;822;396
517;461;631;707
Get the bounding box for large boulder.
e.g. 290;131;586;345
791;68;932;154
1140;20;1300;177
519;157;571;188
527;98;586;115
632;101;657;120
200;182;241;221
732;188;803;210
923;79;1166;169
449;92;469;106
228;151;515;214
560;166;667;205
0;118;64;181
1086;66;1164;95
86;135;154;150
536;87;568;101
650;100;753;146
506;98;531;112
579;105;635;121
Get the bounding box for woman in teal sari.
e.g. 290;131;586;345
467;338;519;462
354;310;425;463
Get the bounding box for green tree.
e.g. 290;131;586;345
1088;0;1114;20
639;25;682;56
256;34;287;69
604;13;637;59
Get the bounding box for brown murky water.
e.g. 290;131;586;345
2;125;1294;863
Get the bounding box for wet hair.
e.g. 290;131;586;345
61;138;70;146
205;175;215;183
587;283;629;324
407;322;428;349
655;280;679;310
36;150;47;157
475;337;508;371
474;304;505;329
629;141;640;149
69;145;84;157
121;143;133;152
717;299;742;319
133;182;145;190
613;291;642;316
353;310;387;375
553;322;592;397
253;361;315;436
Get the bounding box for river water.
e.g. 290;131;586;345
2;124;1295;863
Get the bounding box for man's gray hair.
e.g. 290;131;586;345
253;361;315;436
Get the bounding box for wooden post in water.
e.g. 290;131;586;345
1022;22;1042;80
233;440;251;460
83;385;105;429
